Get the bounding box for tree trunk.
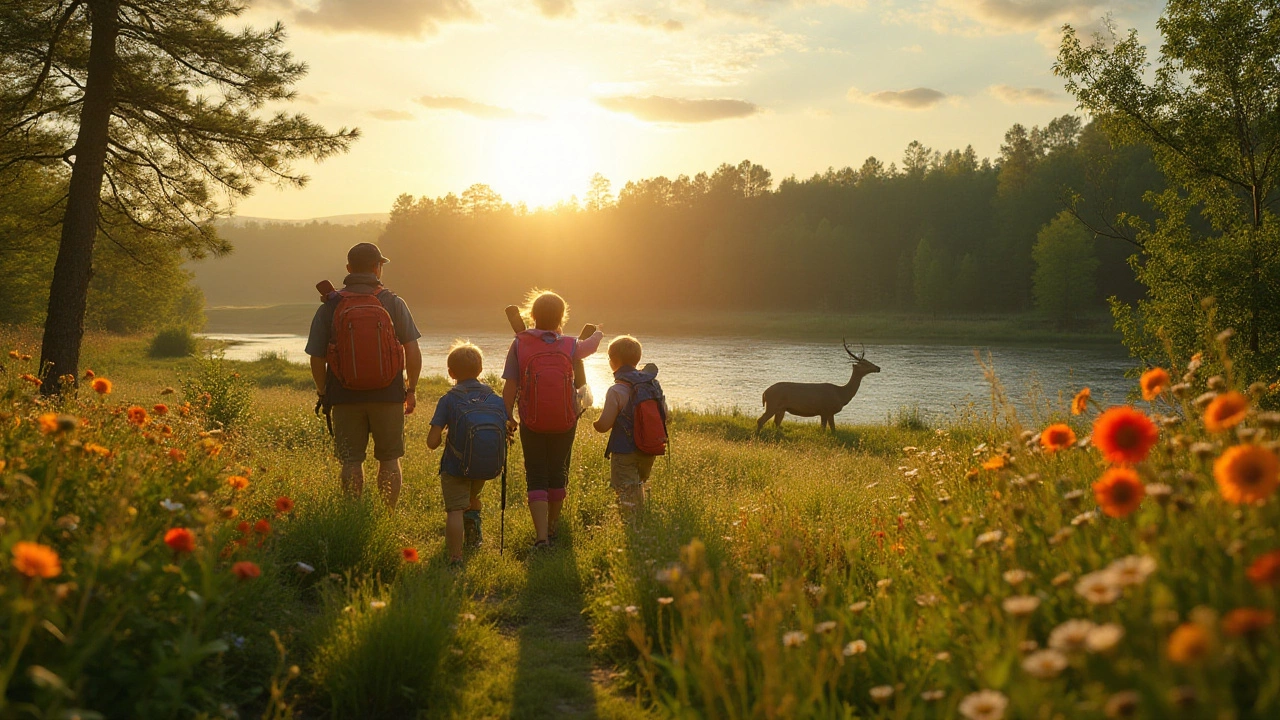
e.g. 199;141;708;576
39;0;119;393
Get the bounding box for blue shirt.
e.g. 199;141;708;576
430;379;508;477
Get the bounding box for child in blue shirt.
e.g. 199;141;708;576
428;341;509;563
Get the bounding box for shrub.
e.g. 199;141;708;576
274;496;403;582
889;403;929;431
148;327;198;358
183;354;253;430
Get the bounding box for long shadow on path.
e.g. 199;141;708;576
510;535;600;719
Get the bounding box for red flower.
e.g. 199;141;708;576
126;406;149;426
1247;550;1280;586
1092;406;1159;465
167;448;187;462
1093;467;1146;518
152;403;169;416
274;496;295;514
254;519;271;535
236;521;251;535
402;547;420;563
164;527;196;554
232;561;261;580
1039;423;1077;453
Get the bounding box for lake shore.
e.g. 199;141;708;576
205;303;1125;349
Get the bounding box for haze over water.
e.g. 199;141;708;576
206;333;1134;425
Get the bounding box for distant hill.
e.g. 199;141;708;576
216;212;389;228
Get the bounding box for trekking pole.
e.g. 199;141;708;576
500;455;508;556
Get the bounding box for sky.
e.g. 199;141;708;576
234;0;1166;219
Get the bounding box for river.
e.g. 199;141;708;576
202;332;1136;425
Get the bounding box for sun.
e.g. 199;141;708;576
484;104;602;209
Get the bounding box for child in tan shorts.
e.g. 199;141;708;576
593;336;667;514
428;342;509;564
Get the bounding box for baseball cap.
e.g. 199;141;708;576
348;242;389;268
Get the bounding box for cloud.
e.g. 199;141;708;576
888;0;1156;42
989;84;1060;104
415;96;543;121
655;30;807;86
621;13;684;32
849;87;949;110
368;109;415;121
595;96;761;123
532;0;575;18
290;0;478;38
901;44;924;53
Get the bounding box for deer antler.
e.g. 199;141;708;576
859;343;867;360
843;338;857;358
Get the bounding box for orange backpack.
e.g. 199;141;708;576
326;289;404;391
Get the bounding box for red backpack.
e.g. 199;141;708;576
326;289;404;391
516;332;577;433
627;378;668;456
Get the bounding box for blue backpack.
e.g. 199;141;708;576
447;386;507;480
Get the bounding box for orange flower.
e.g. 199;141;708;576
1040;423;1077;453
1093;467;1146;518
1222;608;1274;637
7;350;18;359
83;368;95;379
232;561;261;580
226;475;249;490
164;528;196;554
1204;392;1249;432
37;413;59;435
1072;388;1092;415
167;448;186;462
1247;550;1280;586
20;373;41;386
91;377;112;395
1214;445;1279;504
12;541;61;578
1167;623;1212;664
152;404;169;416
981;455;1007;471
274;496;295;514
126;406;148;426
254;519;271;535
236;520;251;534
1140;368;1170;401
83;443;111;457
1092;406;1159;465
402;547;420;563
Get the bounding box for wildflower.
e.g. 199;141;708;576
982;455;1007;471
958;690;1008;720
12;541;61;578
915;593;938;607
1246;550;1280;586
935;651;952;661
657;597;674;605
1221;607;1274;636
975;529;1004;547
1049;619;1096;652
1104;691;1140;719
274;496;295;514
1003;569;1029;585
295;562;315;574
1140;367;1170;401
1086;623;1125;653
1039;423;1076;453
1051;571;1073;587
226;475;249;490
402;547;420;563
369;600;387;609
869;685;894;703
126;406;148;426
236;521;251;535
1092;406;1159;464
160;498;184;512
153;403;169;416
1075;571;1121;605
253;519;271;535
1002;595;1040;616
782;631;808;647
1106;555;1157;586
1214;444;1279;504
875;578;892;589
842;639;867;656
6;350;17;359
1167;622;1212;664
849;600;869;613
1093;468;1146;518
1070;510;1097;526
625;605;639;616
167;448;187;462
1146;482;1173;504
231;561;261;581
37;413;59;434
164;528;196;554
815;620;837;634
1204;392;1249;432
459;612;476;622
1021;649;1068;679
55;515;79;532
921;690;946;702
1067;388;1092;417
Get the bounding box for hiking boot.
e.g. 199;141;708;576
531;539;552;552
463;510;483;549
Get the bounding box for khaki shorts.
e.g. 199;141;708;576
332;402;405;462
610;453;655;489
441;473;486;512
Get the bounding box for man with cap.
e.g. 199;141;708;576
306;242;422;507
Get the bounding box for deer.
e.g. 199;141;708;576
756;340;881;433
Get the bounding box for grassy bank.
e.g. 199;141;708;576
205;304;1124;348
1;329;1275;718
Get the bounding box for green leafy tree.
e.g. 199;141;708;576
585;173;614;211
0;0;356;390
1032;211;1100;329
1056;0;1280;377
912;235;951;315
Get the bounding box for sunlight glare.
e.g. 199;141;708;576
484;103;601;209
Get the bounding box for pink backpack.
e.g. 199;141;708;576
516;332;577;433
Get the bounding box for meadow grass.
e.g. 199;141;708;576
0;328;1276;719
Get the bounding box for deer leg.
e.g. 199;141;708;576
823;415;835;432
757;406;773;433
773;410;785;428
